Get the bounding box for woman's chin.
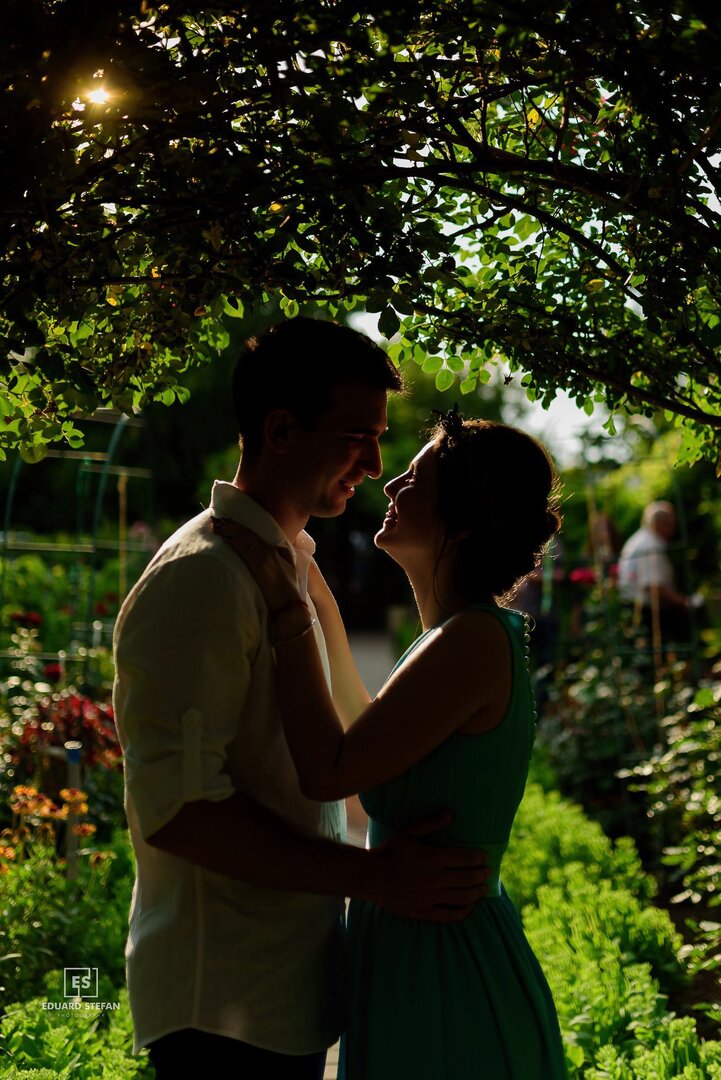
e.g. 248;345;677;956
374;524;395;549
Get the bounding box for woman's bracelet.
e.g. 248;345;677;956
271;617;318;646
270;597;310;620
269;596;316;645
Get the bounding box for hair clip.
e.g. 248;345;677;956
432;402;464;440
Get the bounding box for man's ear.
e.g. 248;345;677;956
264;408;298;455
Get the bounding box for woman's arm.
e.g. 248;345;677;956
272;604;510;801
308;560;371;730
209;519;510;803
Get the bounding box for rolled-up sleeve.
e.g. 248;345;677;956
114;552;256;842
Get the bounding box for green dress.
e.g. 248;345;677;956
339;604;568;1080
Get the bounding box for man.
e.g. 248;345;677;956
114;318;488;1078
617;500;692;642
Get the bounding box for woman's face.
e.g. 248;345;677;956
374;441;443;562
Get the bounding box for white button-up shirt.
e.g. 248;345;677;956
618;526;674;605
113;482;347;1054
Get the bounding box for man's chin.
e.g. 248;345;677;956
309;500;348;520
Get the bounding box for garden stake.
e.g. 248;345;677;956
64;740;82;880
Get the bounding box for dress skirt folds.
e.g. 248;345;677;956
338;606;568;1080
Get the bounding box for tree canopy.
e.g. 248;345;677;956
2;1;721;463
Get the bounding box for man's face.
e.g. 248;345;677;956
655;512;676;542
289;381;388;518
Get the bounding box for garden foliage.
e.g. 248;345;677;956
508;784;720;1075
0;827;132;1007
620;682;721;914
0;977;151;1078
0;775;718;1075
2;3;721;461
0;579;719;1074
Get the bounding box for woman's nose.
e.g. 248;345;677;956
384;473;401;497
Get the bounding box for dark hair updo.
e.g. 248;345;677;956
431;411;562;603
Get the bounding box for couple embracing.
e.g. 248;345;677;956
114;317;568;1079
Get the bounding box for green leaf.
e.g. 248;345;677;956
223;296;245;318
378;307;400;339
565;1042;585;1068
365;292;390;313
693;688;717;709
19;442;49;464
422;355;443;375
435;368;454;391
390;291;417;316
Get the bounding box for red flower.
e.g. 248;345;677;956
10;611;43;628
14;691;122;771
42;663;63;683
570;568;597;585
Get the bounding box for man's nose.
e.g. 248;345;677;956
361;439;383;479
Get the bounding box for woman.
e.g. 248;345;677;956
213;411;568;1079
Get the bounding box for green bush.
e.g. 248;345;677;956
0;544;148;661
0;977;151;1078
0;1070;64;1078
620;681;721;912
0;555;78;657
586;1017;721;1079
524;871;686;997
504;783;656;911
506;783;720;1076
537;648;660;838
0;831;133;1005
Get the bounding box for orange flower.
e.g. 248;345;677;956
59;788;88;806
0;845;16;860
10;791;56;817
71;823;97;838
12;785;39;798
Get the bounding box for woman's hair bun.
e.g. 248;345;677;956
431;417;563;602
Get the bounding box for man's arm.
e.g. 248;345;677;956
118;545;487;919
147;790;489;921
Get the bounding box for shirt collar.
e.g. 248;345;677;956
209;481;316;595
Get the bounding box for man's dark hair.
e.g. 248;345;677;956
232;317;403;460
